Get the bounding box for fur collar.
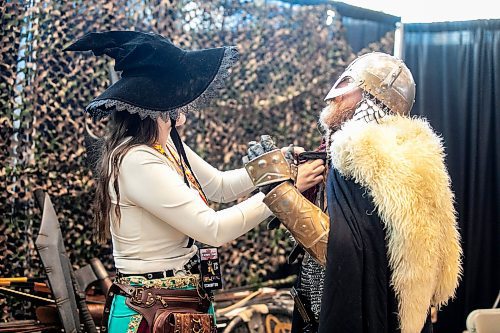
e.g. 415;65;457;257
330;116;462;333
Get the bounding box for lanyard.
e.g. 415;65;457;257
152;143;208;205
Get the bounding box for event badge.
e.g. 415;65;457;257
198;247;223;290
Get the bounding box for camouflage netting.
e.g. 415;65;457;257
0;0;394;320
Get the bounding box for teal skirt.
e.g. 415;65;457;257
107;275;215;333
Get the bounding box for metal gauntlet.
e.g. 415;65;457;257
263;182;329;266
245;149;293;186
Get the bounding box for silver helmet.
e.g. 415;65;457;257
324;52;416;116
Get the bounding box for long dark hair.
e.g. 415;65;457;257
93;111;159;244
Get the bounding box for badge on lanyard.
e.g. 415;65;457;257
198;247;223;291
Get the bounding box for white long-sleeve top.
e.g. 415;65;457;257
109;139;272;274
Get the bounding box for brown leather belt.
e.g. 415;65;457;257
101;283;211;332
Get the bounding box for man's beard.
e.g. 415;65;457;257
319;101;356;135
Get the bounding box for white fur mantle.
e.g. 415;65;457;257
330;116;462;333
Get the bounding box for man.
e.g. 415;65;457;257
245;52;462;332
288;146;329;333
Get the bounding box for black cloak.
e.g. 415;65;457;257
317;167;433;333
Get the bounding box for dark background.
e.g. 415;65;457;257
404;20;500;332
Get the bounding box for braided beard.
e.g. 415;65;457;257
319;99;357;159
319;102;356;134
320;92;392;157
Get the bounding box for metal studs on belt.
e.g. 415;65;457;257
145;292;154;306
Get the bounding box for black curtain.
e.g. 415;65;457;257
279;1;400;53
404;19;500;333
334;2;400;53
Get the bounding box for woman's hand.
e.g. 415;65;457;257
296;159;325;192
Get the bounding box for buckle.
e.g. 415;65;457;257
130;287;144;305
129;287;155;307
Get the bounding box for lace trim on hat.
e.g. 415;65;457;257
86;46;239;120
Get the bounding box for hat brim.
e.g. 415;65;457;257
86;46;236;118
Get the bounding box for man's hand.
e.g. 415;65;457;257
296;159;325;192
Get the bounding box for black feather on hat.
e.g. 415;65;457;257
65;30;238;120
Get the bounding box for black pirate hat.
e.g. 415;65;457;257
65;30;238;119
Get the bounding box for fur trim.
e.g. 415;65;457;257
330;116;462;333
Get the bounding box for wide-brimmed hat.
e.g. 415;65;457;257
65;30;238;120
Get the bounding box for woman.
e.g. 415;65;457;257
66;31;324;332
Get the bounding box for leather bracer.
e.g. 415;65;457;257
263;181;329;266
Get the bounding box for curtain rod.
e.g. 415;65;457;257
405;19;500;32
277;0;401;26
